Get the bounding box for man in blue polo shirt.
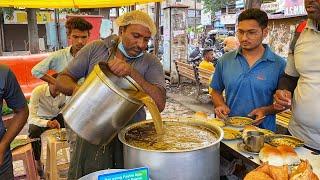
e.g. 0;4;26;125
210;8;286;131
0;65;29;178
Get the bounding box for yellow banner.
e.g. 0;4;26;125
4;10;54;24
0;0;163;8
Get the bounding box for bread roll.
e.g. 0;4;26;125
290;160;319;180
246;160;319;180
277;146;300;166
259;146;284;166
194;111;208;120
244;171;273;180
255;163;270;175
269;165;289;180
259;145;301;166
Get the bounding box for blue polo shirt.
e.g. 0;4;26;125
210;44;286;131
0;65;27;174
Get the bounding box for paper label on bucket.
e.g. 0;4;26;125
98;167;149;180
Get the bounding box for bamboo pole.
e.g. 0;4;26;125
27;8;40;54
154;2;161;56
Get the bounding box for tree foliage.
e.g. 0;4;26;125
0;8;15;18
58;8;80;14
202;0;235;14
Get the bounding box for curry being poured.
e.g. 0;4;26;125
126;91;218;151
126;90;164;135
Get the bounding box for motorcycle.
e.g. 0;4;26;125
188;46;202;66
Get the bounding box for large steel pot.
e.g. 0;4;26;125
61;62;144;145
118;119;224;180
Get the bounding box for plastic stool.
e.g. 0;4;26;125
45;135;69;180
12;143;40;180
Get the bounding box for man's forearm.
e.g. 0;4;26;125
56;72;79;96
0;106;28;148
40;74;57;85
28;116;49;127
261;105;283;115
130;69;166;112
210;89;226;107
278;73;298;94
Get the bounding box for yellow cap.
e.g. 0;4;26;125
115;10;157;37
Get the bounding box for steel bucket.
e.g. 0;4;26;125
61;62;144;145
118;118;224;180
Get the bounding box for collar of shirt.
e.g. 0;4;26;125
44;85;62;98
66;46;73;57
203;59;212;63
306;19;320;32
235;44;276;63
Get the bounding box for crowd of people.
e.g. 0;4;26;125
0;0;319;178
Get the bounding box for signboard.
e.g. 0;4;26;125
100;19;113;38
284;0;307;16
98;168;149;180
3;10;55;24
261;0;307;17
201;9;212;26
261;2;280;13
220;14;237;25
236;0;245;8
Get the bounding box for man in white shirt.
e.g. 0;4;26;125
274;0;320;151
31;17;93;85
28;74;66;172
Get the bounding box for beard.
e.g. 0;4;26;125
306;2;320;22
308;13;320;22
127;47;143;56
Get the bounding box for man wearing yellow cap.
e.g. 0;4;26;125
55;11;166;179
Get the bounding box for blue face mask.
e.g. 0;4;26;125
117;42;144;60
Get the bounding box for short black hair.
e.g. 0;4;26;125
238;8;268;29
66;17;93;35
203;49;213;57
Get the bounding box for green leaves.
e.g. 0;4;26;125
2;104;13;116
202;0;235;15
0;8;15;18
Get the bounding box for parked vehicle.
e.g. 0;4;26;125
188;46;202;66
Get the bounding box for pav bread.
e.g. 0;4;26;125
259;145;300;166
277;146;300;166
259;145;285;166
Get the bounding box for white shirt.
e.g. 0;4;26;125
31;46;73;78
28;84;66;127
286;19;320;150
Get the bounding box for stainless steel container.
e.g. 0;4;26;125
243;131;264;153
118;119;224;180
61;62;144;145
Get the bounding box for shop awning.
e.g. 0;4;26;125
0;0;162;8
